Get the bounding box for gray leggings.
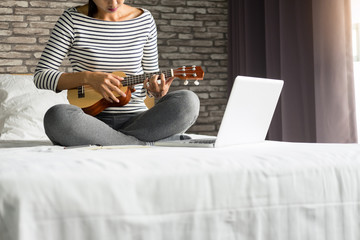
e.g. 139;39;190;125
44;90;200;146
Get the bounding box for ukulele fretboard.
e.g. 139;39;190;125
122;69;174;86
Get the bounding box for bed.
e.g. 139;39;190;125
1;74;360;240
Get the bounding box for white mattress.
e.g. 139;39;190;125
1;140;360;240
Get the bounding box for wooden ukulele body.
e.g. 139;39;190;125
67;72;134;116
67;66;204;116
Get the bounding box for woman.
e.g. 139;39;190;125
34;0;200;146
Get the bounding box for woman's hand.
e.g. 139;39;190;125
143;73;175;98
85;72;126;103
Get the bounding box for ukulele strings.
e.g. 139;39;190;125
122;69;172;86
76;69;172;96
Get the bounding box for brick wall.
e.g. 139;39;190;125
0;0;228;136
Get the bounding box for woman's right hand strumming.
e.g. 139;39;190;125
57;71;126;103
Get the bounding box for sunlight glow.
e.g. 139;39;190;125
352;0;360;140
352;0;360;23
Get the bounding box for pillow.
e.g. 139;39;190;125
0;74;69;140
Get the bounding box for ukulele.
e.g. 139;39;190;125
67;66;204;116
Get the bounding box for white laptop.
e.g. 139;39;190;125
154;76;284;148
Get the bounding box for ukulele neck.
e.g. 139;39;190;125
121;69;174;87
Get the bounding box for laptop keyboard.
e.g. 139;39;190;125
188;138;216;144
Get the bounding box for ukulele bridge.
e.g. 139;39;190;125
78;86;85;98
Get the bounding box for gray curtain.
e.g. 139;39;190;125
228;0;358;143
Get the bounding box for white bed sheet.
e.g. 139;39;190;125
1;141;360;240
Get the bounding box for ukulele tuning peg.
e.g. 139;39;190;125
184;80;189;86
194;80;200;86
192;65;196;70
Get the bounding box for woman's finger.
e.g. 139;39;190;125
101;81;123;103
159;73;166;88
104;87;120;103
104;77;126;98
112;74;124;82
101;90;113;103
149;74;159;86
143;78;149;89
166;77;175;85
108;79;126;97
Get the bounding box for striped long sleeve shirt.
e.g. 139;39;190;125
34;7;159;113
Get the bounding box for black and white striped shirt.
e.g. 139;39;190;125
34;7;159;113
